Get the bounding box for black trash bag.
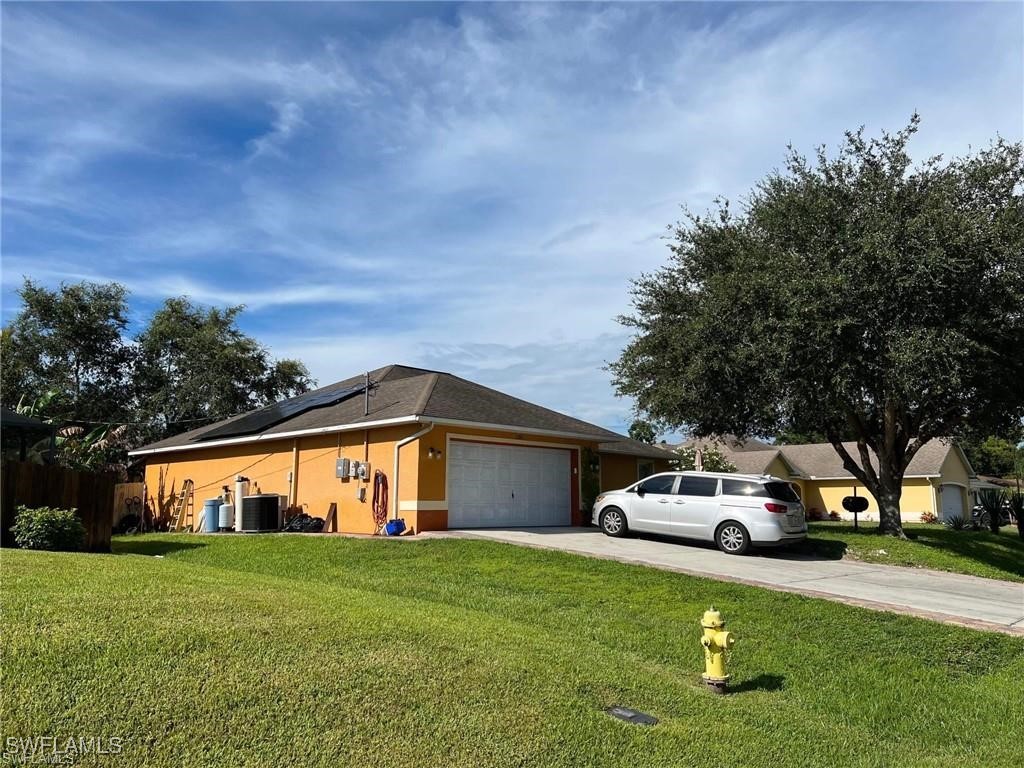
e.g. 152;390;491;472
282;514;311;532
302;517;325;533
282;514;325;533
117;514;140;534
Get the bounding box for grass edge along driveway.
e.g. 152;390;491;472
3;534;1023;768
803;521;1024;582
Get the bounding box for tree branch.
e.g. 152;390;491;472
828;433;875;491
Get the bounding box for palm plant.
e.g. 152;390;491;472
56;424;129;472
12;391;127;472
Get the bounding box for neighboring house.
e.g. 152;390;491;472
128;365;675;534
675;436;976;523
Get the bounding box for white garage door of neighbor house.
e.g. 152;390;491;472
448;441;572;528
940;484;965;521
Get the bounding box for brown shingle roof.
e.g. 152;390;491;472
668;435;965;479
597;438;678;460
775;439;960;479
673;437;793;476
130;364;622;454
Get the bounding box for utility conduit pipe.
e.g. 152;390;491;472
393;422;434;519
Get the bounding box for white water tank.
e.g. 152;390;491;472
219;503;234;532
233;476;250;531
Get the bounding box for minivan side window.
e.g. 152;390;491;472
722;479;800;502
722;479;765;497
637;475;676;495
677;476;719;497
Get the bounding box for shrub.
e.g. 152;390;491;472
943;513;971;531
920;510;939;524
11;505;85;551
806;507;825;521
828;510;842;521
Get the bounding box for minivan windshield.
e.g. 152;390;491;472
721;478;800;503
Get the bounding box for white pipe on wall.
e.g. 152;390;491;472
393;423;434;519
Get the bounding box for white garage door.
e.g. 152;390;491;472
940;484;965;521
448;441;572;528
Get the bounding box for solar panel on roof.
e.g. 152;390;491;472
195;383;366;441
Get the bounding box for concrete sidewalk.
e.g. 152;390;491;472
431;527;1024;635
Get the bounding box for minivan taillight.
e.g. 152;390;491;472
764;502;788;514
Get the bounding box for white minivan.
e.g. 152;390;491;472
591;471;806;554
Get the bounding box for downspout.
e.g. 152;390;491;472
393;422;434;519
289;439;299;509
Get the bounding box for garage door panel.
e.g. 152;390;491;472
940;484;964;521
448;441;571;528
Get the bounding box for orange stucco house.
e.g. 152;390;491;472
129;365;675;534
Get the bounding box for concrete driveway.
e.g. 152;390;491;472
434;527;1024;635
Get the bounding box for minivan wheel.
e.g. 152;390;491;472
716;521;750;555
600;507;628;538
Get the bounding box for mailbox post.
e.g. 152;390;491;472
842;488;869;530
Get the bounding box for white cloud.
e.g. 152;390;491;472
248;102;305;159
2;2;1021;431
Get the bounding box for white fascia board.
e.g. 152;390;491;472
807;474;938;481
130;414;620;458
128;416;421;457
422;417;617;443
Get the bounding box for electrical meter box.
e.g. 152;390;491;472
348;460;360;478
357;462;371;480
336;458;350;479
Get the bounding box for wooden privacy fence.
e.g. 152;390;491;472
1;461;116;552
113;482;145;529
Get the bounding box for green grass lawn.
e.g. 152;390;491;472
802;522;1024;582
3;534;1023;768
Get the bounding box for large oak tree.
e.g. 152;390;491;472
0;280;135;422
2;282;315;452
134;298;314;443
612;117;1024;535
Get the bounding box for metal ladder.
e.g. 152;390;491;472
170;479;194;532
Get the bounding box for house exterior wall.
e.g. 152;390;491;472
410;424;592;530
762;455;792;480
800;478;936;523
143;424;422;535
597;454;674;493
144;423;606;534
793;445;972;524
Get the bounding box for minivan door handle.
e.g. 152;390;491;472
657;498;669;504
672;500;685;504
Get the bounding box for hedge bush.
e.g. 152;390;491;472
10;505;86;551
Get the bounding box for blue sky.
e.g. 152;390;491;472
2;2;1022;435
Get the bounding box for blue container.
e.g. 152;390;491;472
203;499;222;533
384;519;406;536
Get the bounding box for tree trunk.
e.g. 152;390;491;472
875;465;906;538
876;488;906;537
828;426;908;538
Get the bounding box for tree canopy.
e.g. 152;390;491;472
627;419;657;444
134;298;314;443
613;116;1024;535
2;281;315;456
1;280;135;422
673;445;736;473
962;434;1024;478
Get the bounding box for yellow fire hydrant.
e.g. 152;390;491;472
700;607;736;694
